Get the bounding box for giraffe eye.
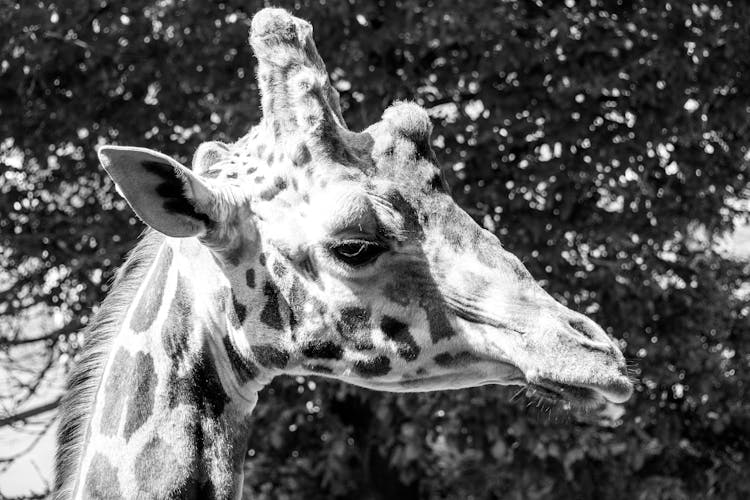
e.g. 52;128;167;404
329;240;387;267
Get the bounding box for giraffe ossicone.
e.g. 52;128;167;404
56;8;633;499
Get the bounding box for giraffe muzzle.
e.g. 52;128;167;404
436;231;634;407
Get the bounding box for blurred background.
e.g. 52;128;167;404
1;1;749;499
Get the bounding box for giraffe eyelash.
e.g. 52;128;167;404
326;239;388;267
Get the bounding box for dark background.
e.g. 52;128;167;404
1;1;749;499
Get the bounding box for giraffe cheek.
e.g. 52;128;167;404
259;281;284;330
352;335;375;351
381;274;457;345
252;344;290;369
383;280;412;307
303;363;334;374
287;275;328;332
336;306;371;338
301;340;344;360
380;316;420;362
354;355;391;377
425;307;457;344
433;351;480;368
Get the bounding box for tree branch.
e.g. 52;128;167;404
0;490;50;500
0;397;61;427
0;320;81;347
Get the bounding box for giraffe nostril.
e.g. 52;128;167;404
568;318;596;340
566;316;615;354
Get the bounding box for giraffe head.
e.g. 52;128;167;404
98;9;632;412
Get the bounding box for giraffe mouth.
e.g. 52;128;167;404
525;378;632;408
525;382;599;406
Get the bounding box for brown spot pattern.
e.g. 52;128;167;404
383;282;411;307
260;282;283;330
252;344;289;369
259;176;288;200
246;268;256;288
231;290;247;325
287;276;327;330
354;355;391;377
130;245;172;332
99;348;130;437
84;453;123;499
301;340;343;360
304;364;333;374
272;259;287;278
292;143;311;166
353;336;375;351
134;436;181;497
162;275;193;367
380;316;420;361
426;308;457;344
223;336;259;384
434;351;480;368
164;337;230;418
336;307;370;338
122;351;157;441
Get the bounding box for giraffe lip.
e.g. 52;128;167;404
582;378;634;404
530;377;633;406
526;381;598;405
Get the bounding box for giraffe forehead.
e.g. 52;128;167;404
192;121;441;230
197;117;438;191
310;184;377;234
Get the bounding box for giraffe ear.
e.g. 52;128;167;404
192;141;230;174
98;145;217;238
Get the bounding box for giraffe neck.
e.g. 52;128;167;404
66;236;267;500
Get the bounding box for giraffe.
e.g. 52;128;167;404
55;8;633;499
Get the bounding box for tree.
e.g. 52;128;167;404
1;1;748;498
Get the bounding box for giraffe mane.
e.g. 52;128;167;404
54;229;165;499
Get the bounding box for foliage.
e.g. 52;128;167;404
2;0;749;498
